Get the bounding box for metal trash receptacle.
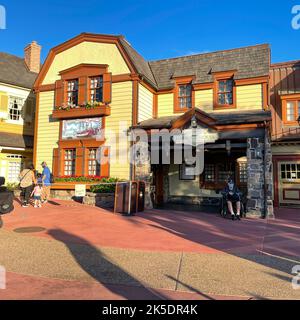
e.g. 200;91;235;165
114;181;145;215
114;181;138;215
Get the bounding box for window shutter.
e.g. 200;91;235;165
78;76;87;105
103;73;112;104
100;146;110;177
54;80;64;108
52;148;60;177
0;93;8;112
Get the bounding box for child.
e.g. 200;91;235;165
31;183;43;208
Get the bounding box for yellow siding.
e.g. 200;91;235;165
236;84;263;110
0;122;34;135
105;81;132;180
42;42;131;85
35;91;59;169
195;89;213;112
157;93;175;117
138;83;153;122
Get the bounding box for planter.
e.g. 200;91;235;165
52;105;111;119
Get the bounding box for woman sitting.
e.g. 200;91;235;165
224;178;241;220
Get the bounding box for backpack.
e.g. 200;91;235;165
50;173;55;184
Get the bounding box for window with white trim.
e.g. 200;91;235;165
8;96;24;122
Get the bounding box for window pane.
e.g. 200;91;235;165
287;102;295;121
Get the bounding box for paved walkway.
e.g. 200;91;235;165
0;200;299;299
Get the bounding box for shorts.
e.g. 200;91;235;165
34;195;41;200
226;193;240;202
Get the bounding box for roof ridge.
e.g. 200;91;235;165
149;43;270;63
271;59;300;68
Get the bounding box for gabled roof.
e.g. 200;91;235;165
35;33;270;92
133;109;271;130
149;44;270;90
0;52;38;89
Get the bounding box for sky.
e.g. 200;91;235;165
0;0;300;64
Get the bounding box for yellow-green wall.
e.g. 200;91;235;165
138;83;153;122
168;164;219;197
157;93;176;117
236;84;262;110
42;42;131;84
35;91;59;170
158;84;263;117
195;89;213;112
105;81;132;180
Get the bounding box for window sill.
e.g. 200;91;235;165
174;107;193;113
213;104;236;110
52;104;111;119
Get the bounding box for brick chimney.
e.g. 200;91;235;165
24;41;41;73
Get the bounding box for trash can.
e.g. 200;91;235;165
114;181;145;215
0;177;14;215
114;181;138;215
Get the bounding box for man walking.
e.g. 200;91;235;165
41;161;51;203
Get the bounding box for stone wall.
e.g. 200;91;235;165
50;189;114;209
246;133;274;218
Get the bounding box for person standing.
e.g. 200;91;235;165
41;161;52;203
19;164;36;207
31;183;43;208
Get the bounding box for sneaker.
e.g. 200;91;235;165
236;215;241;220
43;200;48;203
22;204;29;208
38;204;42;208
231;215;235;221
34;205;38;208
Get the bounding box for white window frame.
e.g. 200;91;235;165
7;96;24;124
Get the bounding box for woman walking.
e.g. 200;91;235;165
19;164;36;207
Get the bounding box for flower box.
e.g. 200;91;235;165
52;104;111;119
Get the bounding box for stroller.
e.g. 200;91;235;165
219;190;247;218
0;177;14;215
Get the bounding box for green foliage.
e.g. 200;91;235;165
89;177;123;194
6;182;20;191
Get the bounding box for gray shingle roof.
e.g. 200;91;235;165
0;132;33;148
119;37;157;87
147;44;270;90
0;52;37;89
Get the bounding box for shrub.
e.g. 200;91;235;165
6;182;20;191
90;177;124;194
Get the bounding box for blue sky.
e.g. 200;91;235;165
0;0;300;63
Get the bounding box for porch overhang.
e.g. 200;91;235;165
131;108;271;132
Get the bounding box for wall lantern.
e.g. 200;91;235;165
191;115;197;128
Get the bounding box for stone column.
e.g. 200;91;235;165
134;154;153;210
246;134;274;218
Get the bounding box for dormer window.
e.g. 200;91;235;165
281;94;300;125
67;79;78;106
213;71;236;109
178;84;192;109
173;76;195;113
217;79;233;105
